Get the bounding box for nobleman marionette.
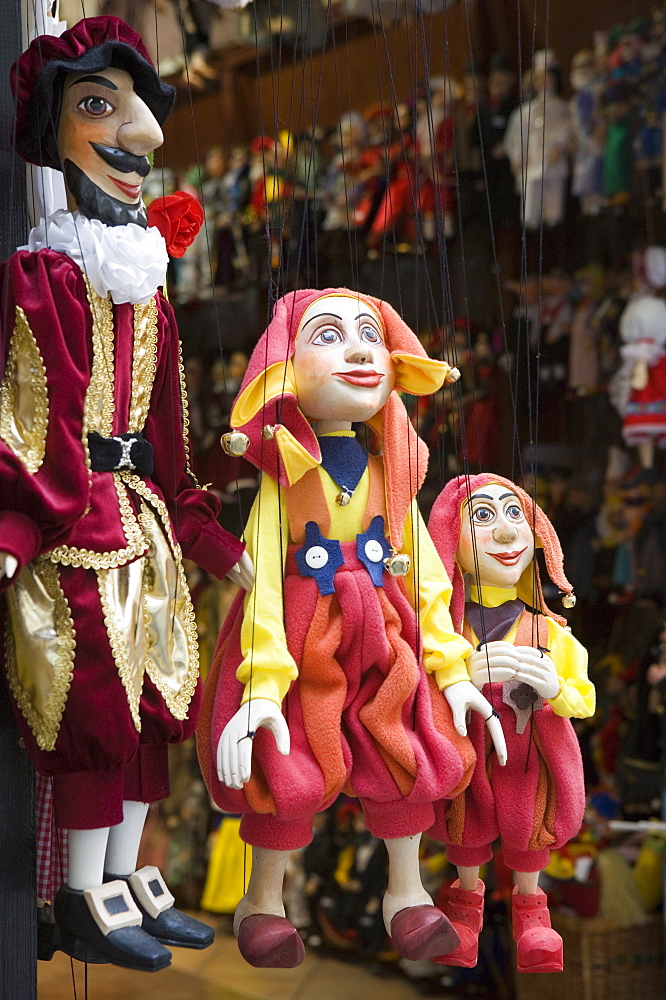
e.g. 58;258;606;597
0;15;252;972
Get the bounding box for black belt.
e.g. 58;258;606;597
88;431;154;476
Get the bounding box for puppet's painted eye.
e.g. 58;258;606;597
312;328;342;346
505;503;524;521
360;325;382;344
472;505;494;524
78;96;115;117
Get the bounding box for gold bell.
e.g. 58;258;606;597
561;592;576;609
446;366;461;383
335;491;352;507
220;431;250;456
384;552;411;577
262;424;277;440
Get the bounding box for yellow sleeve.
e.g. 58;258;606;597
237;474;298;706
545;618;595;719
402;500;472;689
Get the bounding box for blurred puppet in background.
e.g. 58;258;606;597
617;246;666;482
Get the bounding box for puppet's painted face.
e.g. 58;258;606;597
457;483;534;588
57;66;163;227
292;294;395;424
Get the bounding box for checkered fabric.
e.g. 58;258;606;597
36;775;68;902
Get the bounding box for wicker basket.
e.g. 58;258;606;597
514;912;665;1000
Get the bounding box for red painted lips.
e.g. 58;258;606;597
109;175;142;200
487;548;528;565
333;369;385;387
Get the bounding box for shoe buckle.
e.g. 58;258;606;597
83;881;143;937
129;866;175;920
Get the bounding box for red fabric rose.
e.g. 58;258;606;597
147;192;204;258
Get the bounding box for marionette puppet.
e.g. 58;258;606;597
0;15;253;973
427;476;595;973
504;50;572;230
569;49;604;218
617;246;666;482
198;288;507;969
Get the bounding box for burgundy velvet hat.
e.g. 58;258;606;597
10;15;176;170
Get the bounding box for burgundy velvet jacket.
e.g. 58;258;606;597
0;248;244;583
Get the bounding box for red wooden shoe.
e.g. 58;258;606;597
434;878;485;968
512;886;563;973
237;913;305;968
390;904;460;961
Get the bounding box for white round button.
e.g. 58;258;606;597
305;546;329;569
364;540;384;563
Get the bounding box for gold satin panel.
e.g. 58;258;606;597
0;306;49;474
97;555;147;731
140;504;198;719
99;503;198;731
4;561;75;751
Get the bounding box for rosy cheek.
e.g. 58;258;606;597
298;350;334;386
516;524;534;554
457;525;479;575
59;110;113;169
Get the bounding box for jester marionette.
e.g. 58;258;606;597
0;15;253;972
198;288;508;969
428;476;595;973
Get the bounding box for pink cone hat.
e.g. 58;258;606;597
428;474;574;631
231;288;451;547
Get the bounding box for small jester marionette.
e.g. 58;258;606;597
0;15;252;973
428;476;595;974
198;288;507;969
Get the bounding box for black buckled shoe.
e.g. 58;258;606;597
104;866;215;950
54;882;172;972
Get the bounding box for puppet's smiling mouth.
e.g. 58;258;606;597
109;175;142;200
334;370;384;387
487;548;527;565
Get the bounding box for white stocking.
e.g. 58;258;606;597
104;800;149;877
67;827;110;891
233;847;290;936
382;835;433;933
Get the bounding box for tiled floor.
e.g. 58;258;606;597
37;913;424;1000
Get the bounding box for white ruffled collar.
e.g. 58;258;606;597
21;210;169;305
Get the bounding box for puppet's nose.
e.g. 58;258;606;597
493;521;517;544
344;344;373;365
117;94;163;156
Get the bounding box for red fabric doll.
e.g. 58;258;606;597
0;15;248;972
428;475;595;974
197;289;508;970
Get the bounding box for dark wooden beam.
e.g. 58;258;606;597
0;8;37;999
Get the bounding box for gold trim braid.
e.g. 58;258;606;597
46;474;148;569
130;299;158;433
80;279;115;507
83;279;115;436
0;306;49;474
177;338;200;487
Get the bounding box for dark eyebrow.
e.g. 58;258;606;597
68;75;118;91
301;312;343;332
355;312;379;323
500;492;519;500
467;493;494;502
